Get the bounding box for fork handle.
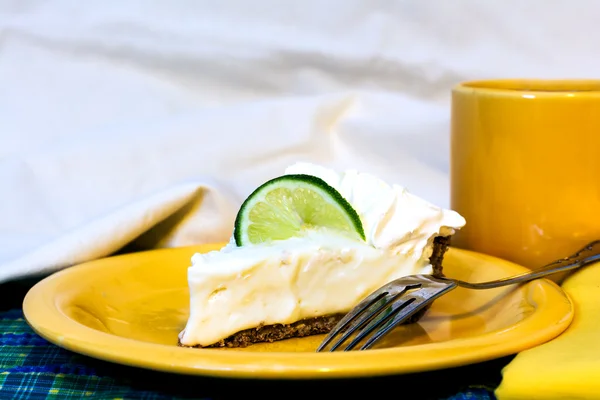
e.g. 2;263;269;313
450;240;600;290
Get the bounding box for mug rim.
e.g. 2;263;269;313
453;79;600;97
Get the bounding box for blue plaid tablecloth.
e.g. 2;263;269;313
0;279;504;400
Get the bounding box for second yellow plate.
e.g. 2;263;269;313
23;244;573;379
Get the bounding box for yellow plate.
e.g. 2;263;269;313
23;244;573;379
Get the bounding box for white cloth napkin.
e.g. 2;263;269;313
2;0;600;284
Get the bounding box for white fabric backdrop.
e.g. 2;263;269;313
1;0;599;283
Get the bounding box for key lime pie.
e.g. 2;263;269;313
178;162;466;348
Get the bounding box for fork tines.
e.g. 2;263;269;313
316;275;457;352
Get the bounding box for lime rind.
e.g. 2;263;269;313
233;174;365;246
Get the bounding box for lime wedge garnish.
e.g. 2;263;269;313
233;174;365;246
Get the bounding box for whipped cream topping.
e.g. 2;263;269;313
284;162;466;256
179;163;466;347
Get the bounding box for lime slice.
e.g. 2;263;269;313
233;174;365;246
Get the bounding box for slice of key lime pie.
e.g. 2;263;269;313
178;162;466;348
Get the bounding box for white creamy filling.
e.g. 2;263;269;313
179;162;466;347
179;232;433;347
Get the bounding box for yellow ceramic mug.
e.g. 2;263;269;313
450;79;600;271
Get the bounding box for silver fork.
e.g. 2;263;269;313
316;240;600;352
